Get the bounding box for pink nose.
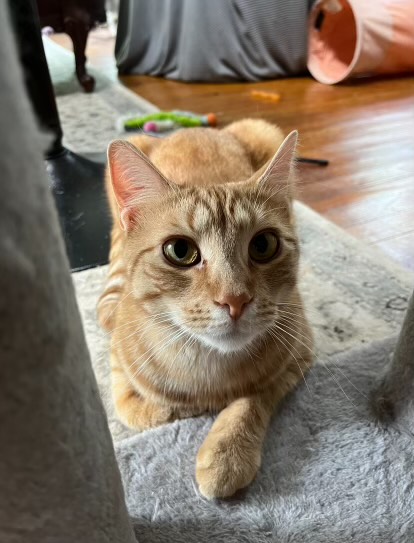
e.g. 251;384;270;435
214;293;252;321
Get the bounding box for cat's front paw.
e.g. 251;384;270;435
115;394;175;431
196;431;261;499
116;393;203;431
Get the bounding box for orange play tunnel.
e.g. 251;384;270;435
307;0;414;84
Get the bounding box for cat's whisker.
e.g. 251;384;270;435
276;303;321;317
267;327;311;395
260;184;286;208
260;204;288;218
276;307;369;397
276;302;320;315
131;327;191;381
275;307;323;321
121;321;185;373
128;318;197;379
276;307;309;317
106;318;142;336
162;332;197;397
272;320;338;375
100;289;134;327
241;342;257;369
130;324;186;364
276;312;369;401
273;319;364;410
163;334;194;394
110;315;174;349
269;331;311;394
107;312;172;338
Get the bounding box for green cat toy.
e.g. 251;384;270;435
123;110;217;132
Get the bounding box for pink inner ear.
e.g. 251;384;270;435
108;139;174;231
108;143;144;230
112;178;128;209
112;174;140;210
260;130;298;186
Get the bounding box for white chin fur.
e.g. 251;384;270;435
171;313;260;354
197;330;258;354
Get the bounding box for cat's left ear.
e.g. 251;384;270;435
256;130;298;197
108;140;172;230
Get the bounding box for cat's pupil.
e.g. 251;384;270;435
254;235;268;254
174;239;188;259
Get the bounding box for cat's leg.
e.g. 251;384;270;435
196;362;308;499
111;354;204;430
111;354;175;430
196;395;272;499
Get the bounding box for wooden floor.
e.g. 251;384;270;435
53;30;414;271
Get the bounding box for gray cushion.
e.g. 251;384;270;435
116;336;414;542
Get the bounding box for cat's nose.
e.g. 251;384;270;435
214;293;252;321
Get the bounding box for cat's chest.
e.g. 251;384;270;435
122;335;277;408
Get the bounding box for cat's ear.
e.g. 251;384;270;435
108;140;172;230
256;130;298;197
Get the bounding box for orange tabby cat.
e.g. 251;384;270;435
98;119;313;499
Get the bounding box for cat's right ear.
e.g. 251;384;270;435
108;140;172;230
256;130;298;197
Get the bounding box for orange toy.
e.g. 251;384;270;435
250;90;281;103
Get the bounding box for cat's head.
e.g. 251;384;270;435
108;131;299;354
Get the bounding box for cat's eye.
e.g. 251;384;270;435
163;238;201;267
249;231;280;263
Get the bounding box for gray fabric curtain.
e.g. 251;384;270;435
116;0;314;81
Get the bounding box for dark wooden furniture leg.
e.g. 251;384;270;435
64;15;95;93
9;0;111;271
36;0;106;93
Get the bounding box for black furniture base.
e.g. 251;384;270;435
10;0;111;271
47;149;111;271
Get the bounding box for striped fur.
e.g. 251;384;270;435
98;119;313;499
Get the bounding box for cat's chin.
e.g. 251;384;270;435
197;329;259;354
